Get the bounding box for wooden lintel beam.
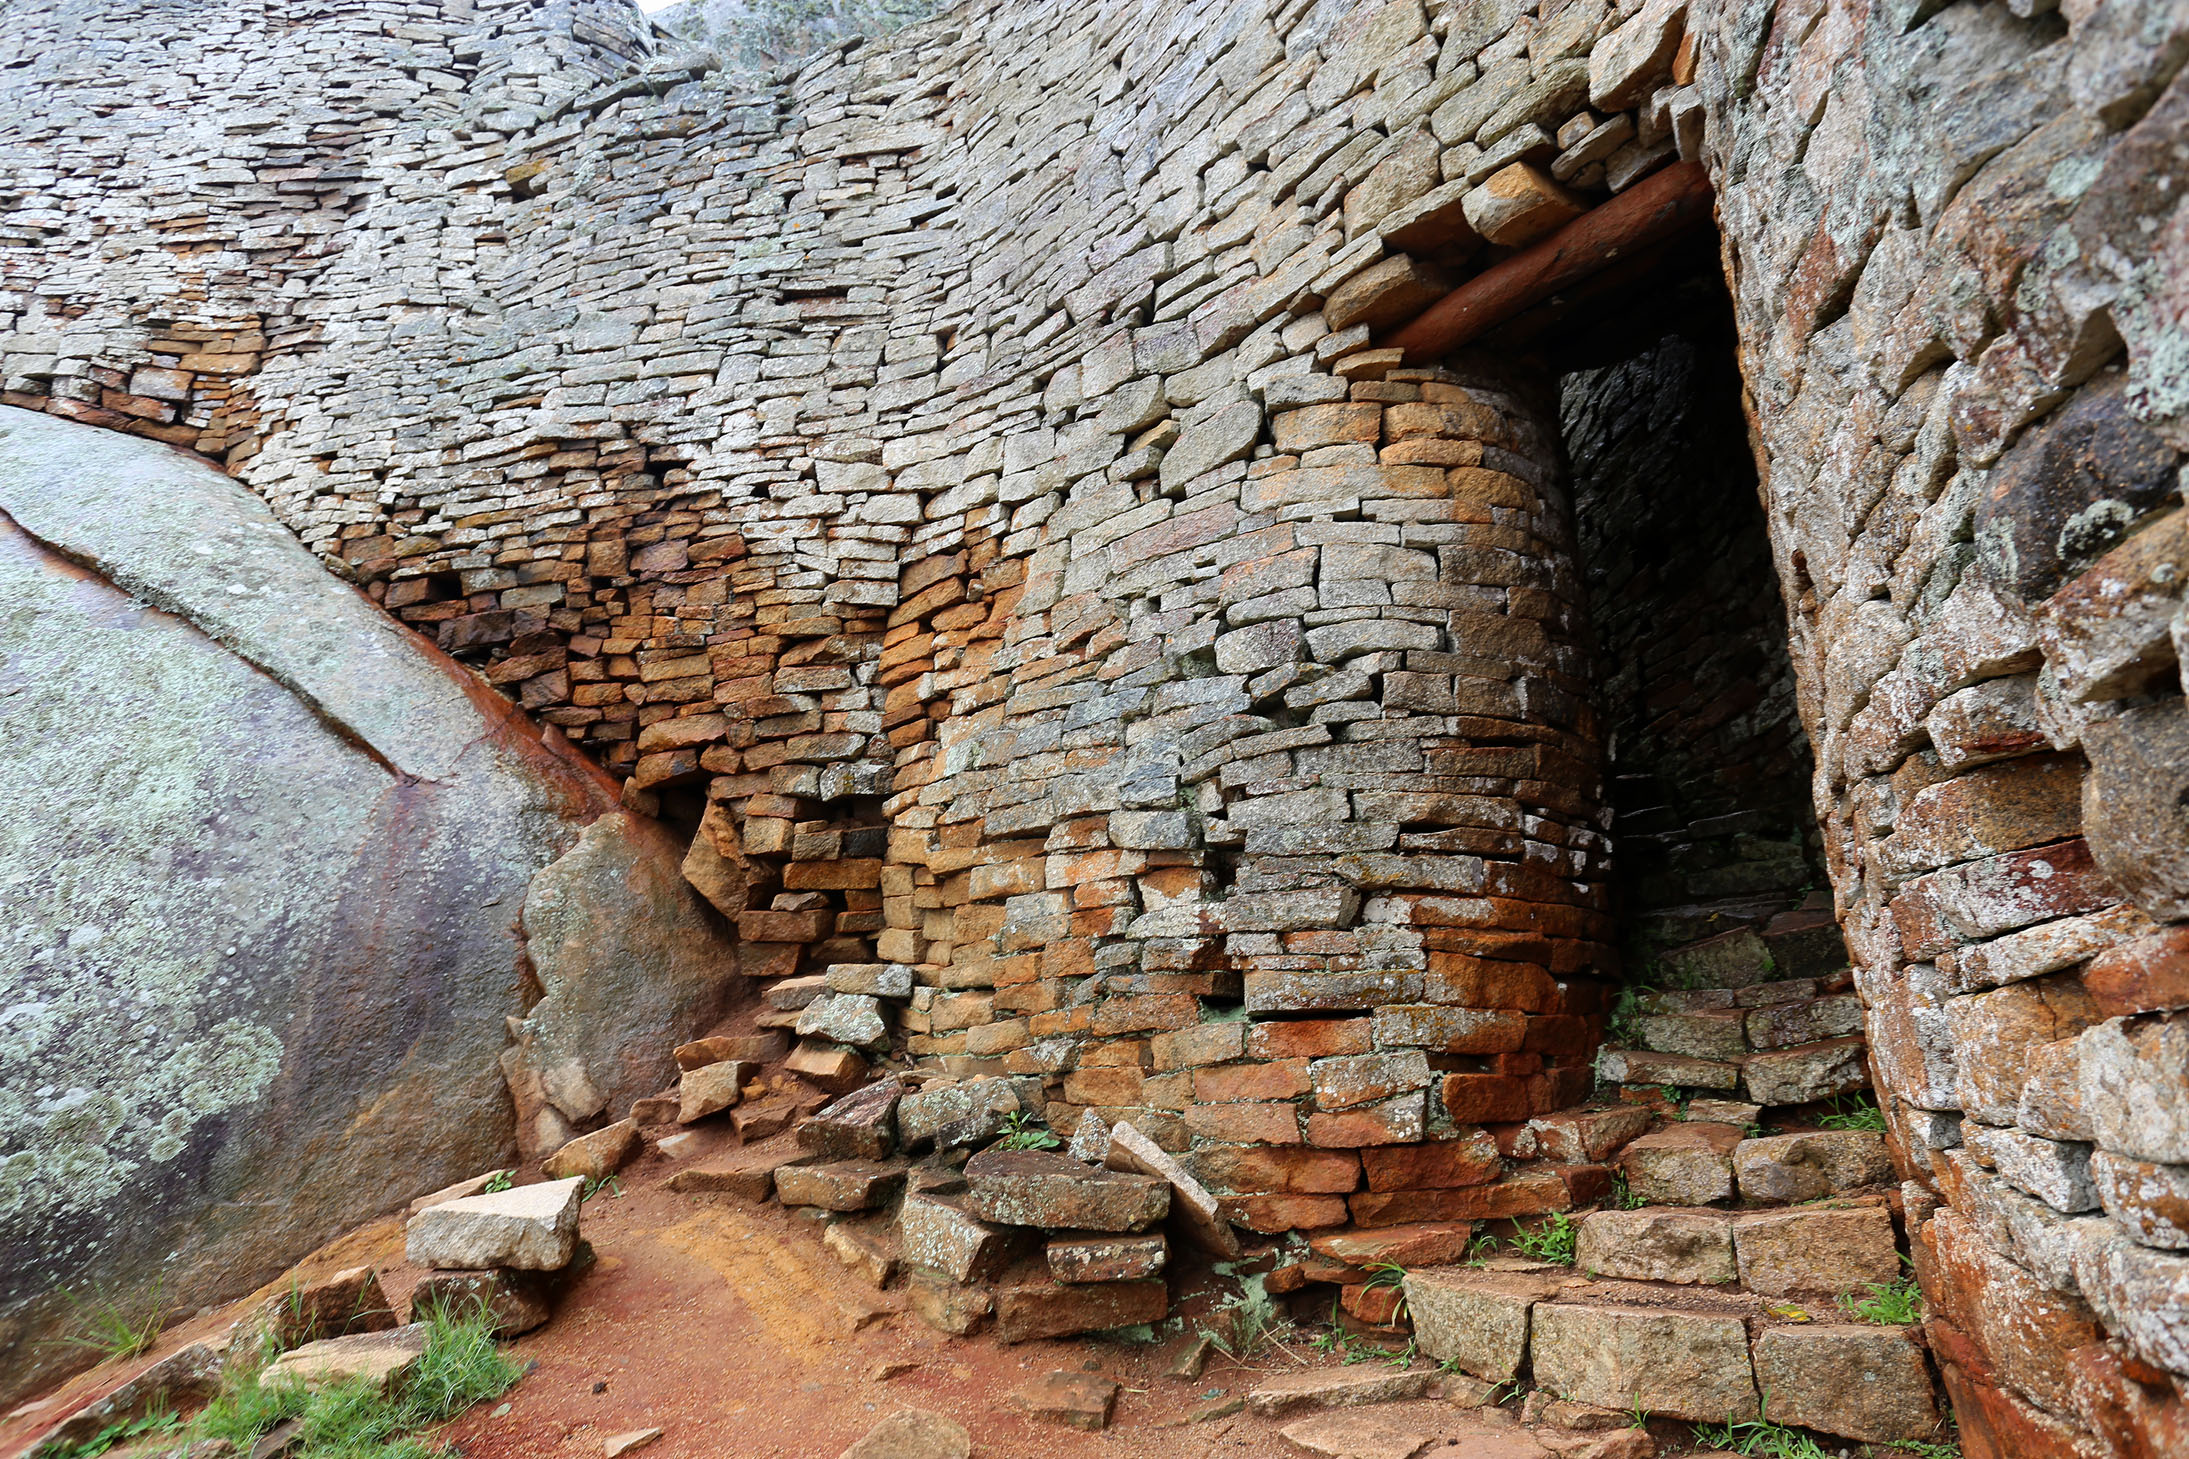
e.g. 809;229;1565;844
1384;160;1716;364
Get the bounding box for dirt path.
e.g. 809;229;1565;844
6;1126;1486;1459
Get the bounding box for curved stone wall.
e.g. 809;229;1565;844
4;0;2189;1447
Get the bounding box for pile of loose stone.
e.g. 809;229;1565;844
667;1036;1246;1344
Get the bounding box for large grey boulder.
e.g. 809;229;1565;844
0;408;735;1402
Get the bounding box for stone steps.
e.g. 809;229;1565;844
1596;1032;1871;1108
1604;903;1874;1111
1403;1257;1941;1446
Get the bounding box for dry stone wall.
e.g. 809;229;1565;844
5;0;2189;1448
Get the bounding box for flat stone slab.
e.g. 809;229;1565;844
1618;1123;1742;1206
677;1060;754;1123
1006;1370;1119;1430
965;1148;1169;1232
774;1159;906;1212
797;1078;902;1161
1246;1365;1435;1417
1106;1119;1242;1257
1732;1130;1894;1203
1404;1268;1563;1383
665;1148;805;1203
406;1176;582;1271
1278;1411;1433;1459
1047;1230;1167;1283
1530;1302;1758;1422
543;1119;639;1182
992;1277;1167;1342
1739;1036;1869;1104
266;1323;429;1393
1731;1205;1900;1296
1753;1324;1938;1443
899;1190;1012;1283
408;1266;556;1336
838;1407;971;1459
1576;1208;1735;1285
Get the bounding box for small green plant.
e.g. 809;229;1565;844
1466;1231;1501;1266
1360;1262;1410;1325
1604;984;1656;1046
1882;1440;1961;1458
1509;1212;1578;1266
480;1170;513;1194
1200;1275;1280;1362
1608;1172;1646;1211
1627;1393;1651;1431
580;1174;624;1202
1838;1273;1922;1325
992;1110;1063;1151
1818;1095;1888;1132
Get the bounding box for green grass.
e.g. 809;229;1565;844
1818;1096;1888;1132
62;1303;523;1459
1509;1212;1578;1266
1692;1412;1832;1458
1838;1273;1922;1325
1608;1172;1647;1210
991;1110;1062;1152
480;1171;513;1194
1360;1262;1409;1324
51;1282;171;1363
580;1174;624;1202
42;1410;180;1459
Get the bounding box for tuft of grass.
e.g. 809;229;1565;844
1693;1410;1832;1459
1509;1212;1578;1266
51;1281;171;1364
580;1174;624;1202
184;1302;521;1459
1608;1172;1647;1211
479;1171;513;1194
1818;1096;1888;1132
1838;1272;1922;1325
991;1110;1063;1152
1360;1262;1410;1325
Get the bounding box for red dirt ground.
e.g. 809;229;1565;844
5;1123;1543;1459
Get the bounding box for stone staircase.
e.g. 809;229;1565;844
1253;1109;1944;1450
581;946;1957;1454
1595;893;1873;1115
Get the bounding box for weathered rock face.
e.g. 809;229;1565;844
505;810;739;1153
0;408;733;1400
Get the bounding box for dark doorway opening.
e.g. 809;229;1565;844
1519;239;1836;986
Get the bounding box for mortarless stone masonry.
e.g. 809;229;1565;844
3;0;2188;1447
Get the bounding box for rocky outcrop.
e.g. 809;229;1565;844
0;407;734;1402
